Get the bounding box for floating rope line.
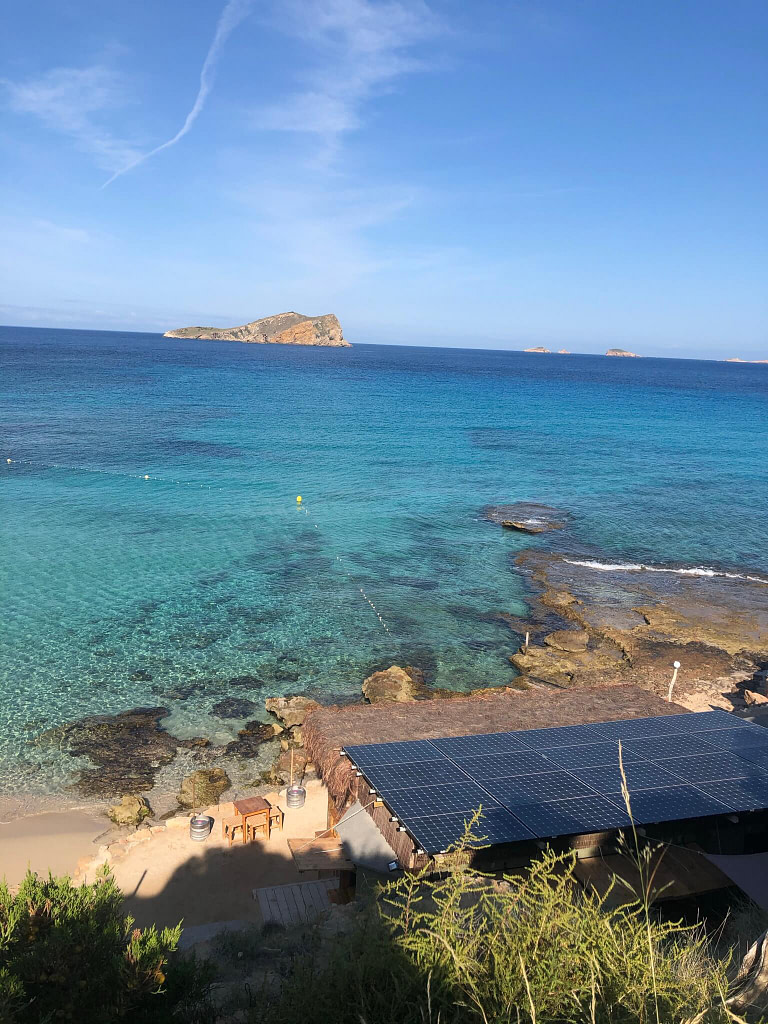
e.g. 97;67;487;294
297;499;393;637
5;457;395;639
3;457;226;490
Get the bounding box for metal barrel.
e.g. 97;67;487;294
286;784;306;809
189;814;212;841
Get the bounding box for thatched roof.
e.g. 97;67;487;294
304;684;684;811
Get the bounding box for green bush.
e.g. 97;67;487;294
262;827;748;1024
0;866;187;1023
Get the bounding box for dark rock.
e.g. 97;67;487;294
130;670;153;682
210;698;258;719
224;720;283;759
35;707;180;798
227;674;265;689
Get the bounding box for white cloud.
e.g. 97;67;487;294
102;0;255;187
255;0;438;158
1;65;140;171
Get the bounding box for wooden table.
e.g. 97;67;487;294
234;796;270;841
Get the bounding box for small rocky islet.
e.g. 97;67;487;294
163;310;350;347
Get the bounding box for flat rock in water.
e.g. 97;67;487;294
482;502;569;532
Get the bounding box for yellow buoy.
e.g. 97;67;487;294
296;495;302;503
144;474;150;480
6;458;11;464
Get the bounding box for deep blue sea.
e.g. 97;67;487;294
2;326;767;795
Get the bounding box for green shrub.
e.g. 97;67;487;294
262;820;748;1024
0;866;184;1023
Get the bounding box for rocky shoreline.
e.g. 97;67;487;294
14;501;768;828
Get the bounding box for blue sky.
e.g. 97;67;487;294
1;0;765;357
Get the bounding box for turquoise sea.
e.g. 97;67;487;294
1;326;767;795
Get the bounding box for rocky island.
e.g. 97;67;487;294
163;311;350;347
523;346;551;353
606;348;640;357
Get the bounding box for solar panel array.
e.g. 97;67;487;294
343;710;768;854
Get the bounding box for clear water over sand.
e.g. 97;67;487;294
2;326;766;794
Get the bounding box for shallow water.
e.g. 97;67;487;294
1;327;767;794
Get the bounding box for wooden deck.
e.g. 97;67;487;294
254;877;339;926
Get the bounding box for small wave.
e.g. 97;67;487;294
563;558;768;585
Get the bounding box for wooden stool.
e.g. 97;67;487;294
245;811;269;842
269;806;284;833
222;816;244;846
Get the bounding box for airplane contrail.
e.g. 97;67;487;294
101;0;253;188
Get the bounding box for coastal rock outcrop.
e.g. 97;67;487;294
523;347;551;353
177;768;231;808
605;348;640;357
362;665;428;703
163;311;350;347
108;794;152;826
511;550;768;705
265;695;322;729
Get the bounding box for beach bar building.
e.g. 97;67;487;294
303;686;768;902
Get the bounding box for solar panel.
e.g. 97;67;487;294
362;759;471;792
655;753;768;784
453;750;555;779
543;741;648;769
429;731;533;757
344;739;441;767
596;716;689;740
604;784;728;823
406;807;535;853
384;781;500;820
513;723;613;748
661;710;751;733
697;776;768;812
572;761;685;794
512;796;632;837
343;712;768;850
621;734;722;760
483;771;597;807
702;727;768;753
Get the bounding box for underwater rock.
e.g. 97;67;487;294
177;768;231;808
108;794;152;826
265;695;322;729
224;720;283;759
35;706;181;798
130;669;153;682
210;697;258;719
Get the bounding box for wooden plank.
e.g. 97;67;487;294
304;879;332;914
285;885;307;923
274;885;297;926
288;837;354;873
